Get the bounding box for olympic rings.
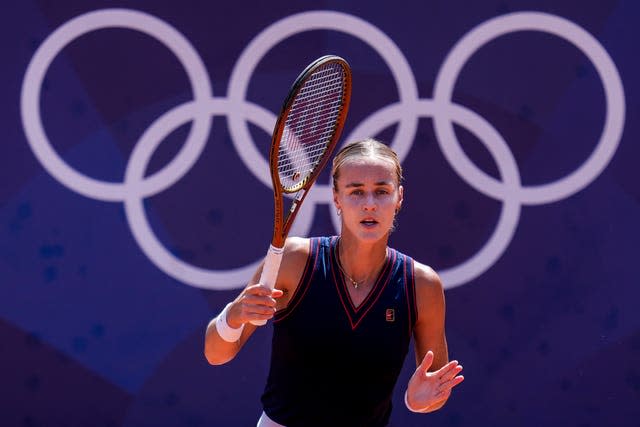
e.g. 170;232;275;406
20;9;625;290
433;12;625;205
21;8;213;201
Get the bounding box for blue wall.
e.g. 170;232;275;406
2;1;639;425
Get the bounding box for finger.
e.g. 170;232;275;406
241;303;277;316
439;359;459;371
433;360;459;378
241;295;279;308
246;284;275;296
439;364;463;383
236;306;277;325
247;311;277;322
417;351;434;374
437;374;465;393
225;301;276;328
271;288;284;298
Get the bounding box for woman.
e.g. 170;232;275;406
204;138;464;427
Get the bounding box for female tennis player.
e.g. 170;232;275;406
205;138;464;427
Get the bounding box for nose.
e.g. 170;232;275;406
362;193;377;211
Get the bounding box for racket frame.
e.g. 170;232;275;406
250;56;351;326
268;55;352;250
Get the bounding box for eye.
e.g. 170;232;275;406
376;188;389;195
350;189;364;196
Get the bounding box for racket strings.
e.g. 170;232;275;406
278;62;346;191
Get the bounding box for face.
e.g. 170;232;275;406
333;156;403;242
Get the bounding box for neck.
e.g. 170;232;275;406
337;234;388;288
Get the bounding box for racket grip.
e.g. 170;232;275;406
250;245;284;326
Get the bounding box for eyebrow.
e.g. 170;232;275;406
345;181;393;188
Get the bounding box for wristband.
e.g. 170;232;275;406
405;390;431;413
214;303;244;342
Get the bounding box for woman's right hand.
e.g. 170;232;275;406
227;284;284;328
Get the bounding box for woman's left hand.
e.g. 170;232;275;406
406;350;464;412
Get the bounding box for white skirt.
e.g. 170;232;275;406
257;411;285;427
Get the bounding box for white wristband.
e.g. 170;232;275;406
405;390;431;413
214;303;244;342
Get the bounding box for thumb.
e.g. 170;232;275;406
271;288;284;298
417;350;434;374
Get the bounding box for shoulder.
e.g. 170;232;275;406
283;236;311;259
275;237;315;304
277;237;312;289
413;261;444;293
412;261;445;312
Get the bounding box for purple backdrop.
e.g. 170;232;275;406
1;1;639;426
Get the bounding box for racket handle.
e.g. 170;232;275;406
250;244;284;326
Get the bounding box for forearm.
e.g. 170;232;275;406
203;303;248;365
203;283;281;365
204;321;241;365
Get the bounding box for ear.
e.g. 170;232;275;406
333;189;341;211
396;185;404;212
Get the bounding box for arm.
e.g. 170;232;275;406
203;237;309;365
405;264;464;413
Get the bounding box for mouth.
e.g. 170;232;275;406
360;218;379;228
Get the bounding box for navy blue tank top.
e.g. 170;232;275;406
261;236;418;427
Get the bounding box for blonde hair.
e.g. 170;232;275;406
331;138;403;191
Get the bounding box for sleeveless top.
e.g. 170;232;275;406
261;236;418;427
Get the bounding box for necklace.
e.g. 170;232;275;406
336;238;387;290
336;258;364;289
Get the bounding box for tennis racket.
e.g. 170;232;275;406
251;55;351;325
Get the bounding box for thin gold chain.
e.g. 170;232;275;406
335;256;363;289
336;238;387;290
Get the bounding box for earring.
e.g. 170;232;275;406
337;208;342;216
